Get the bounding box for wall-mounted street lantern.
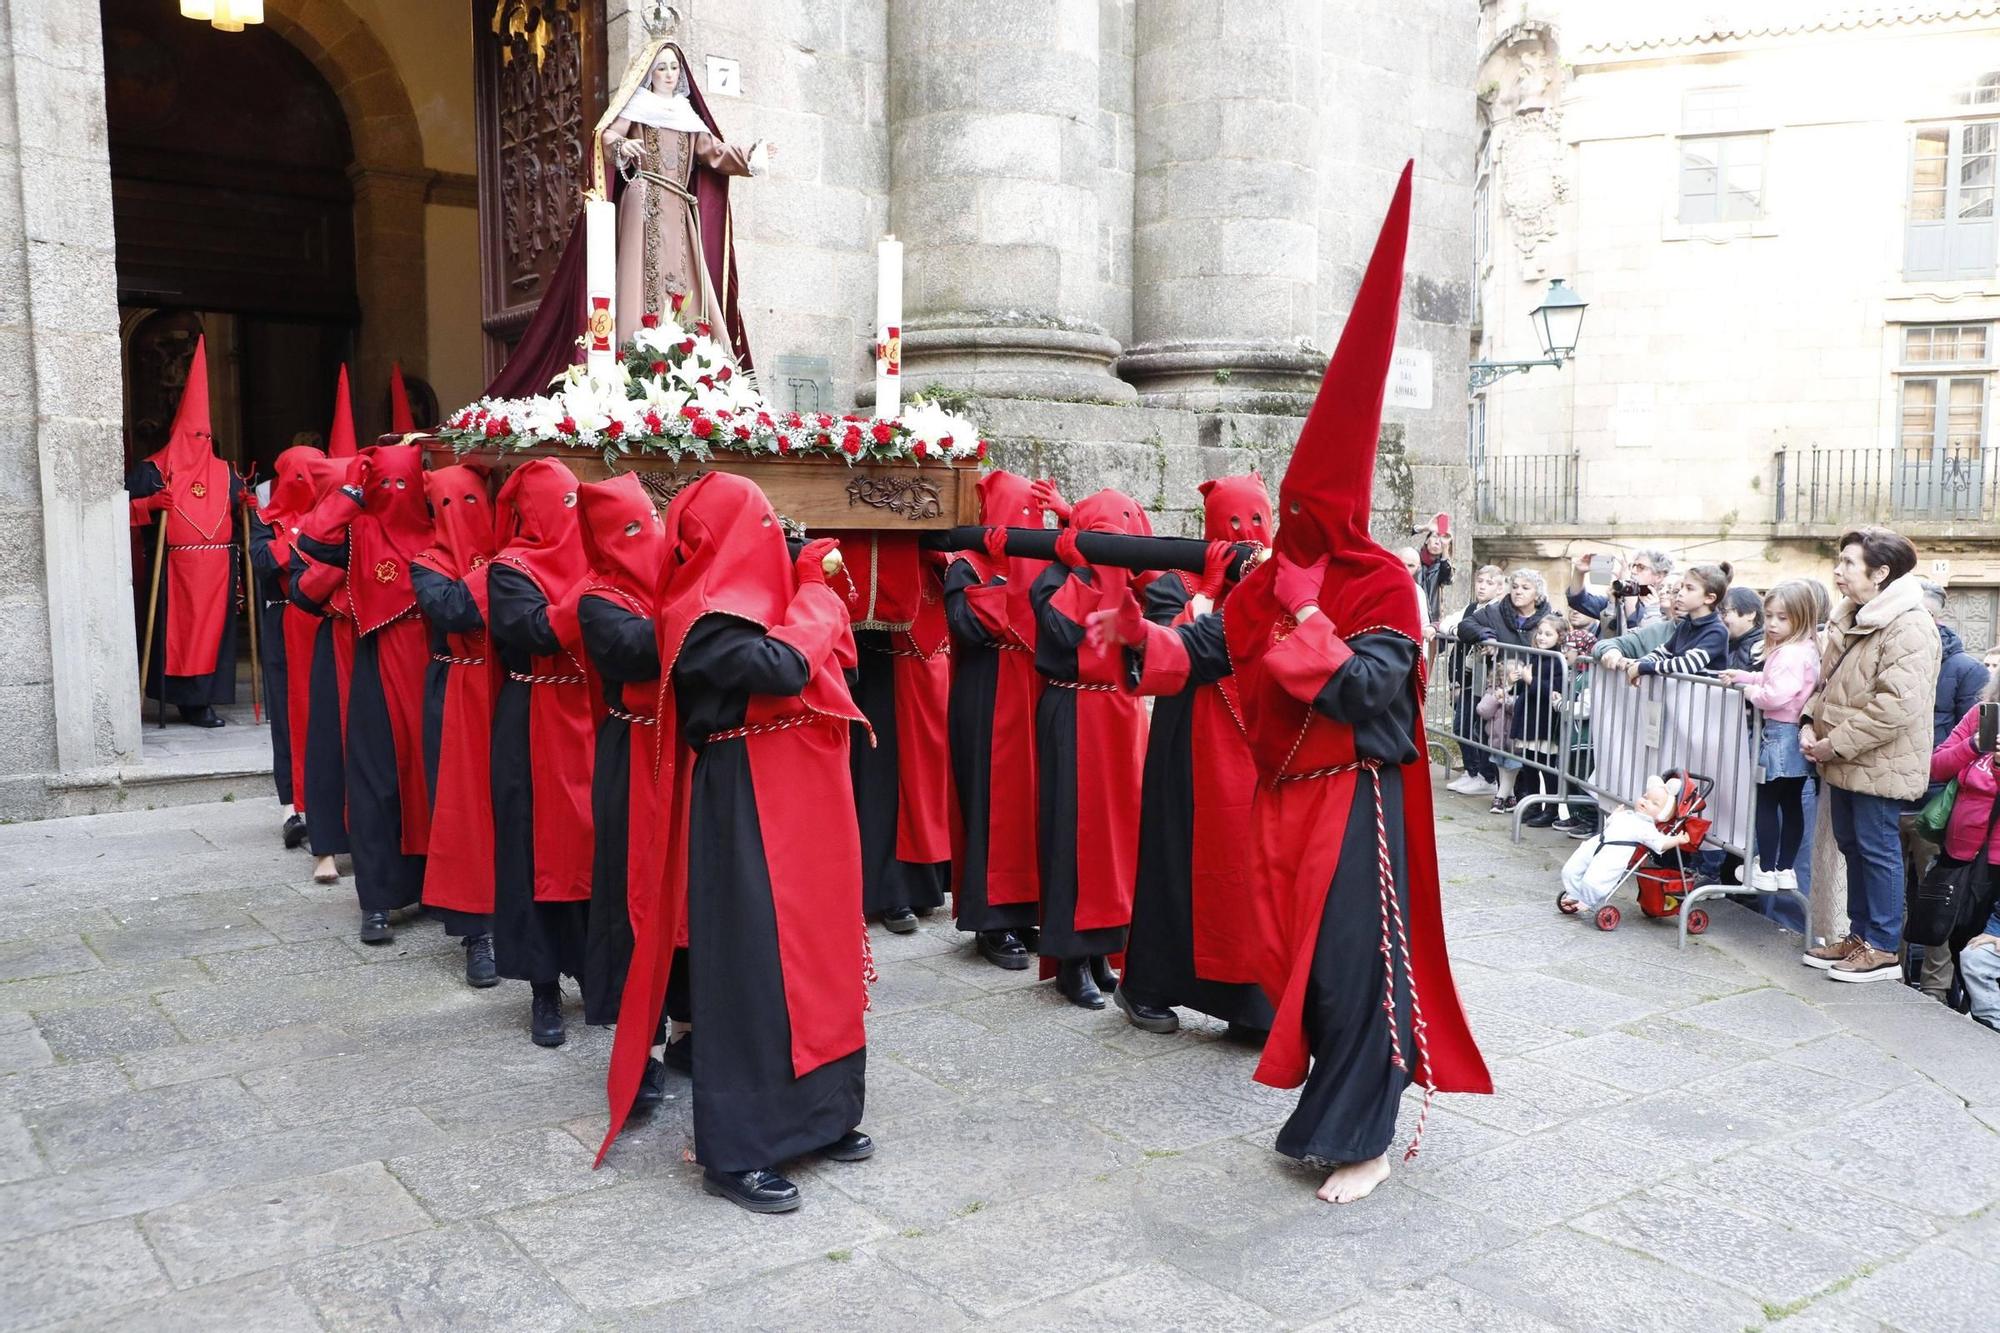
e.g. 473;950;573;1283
1469;278;1588;391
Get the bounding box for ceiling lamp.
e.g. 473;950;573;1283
179;1;265;32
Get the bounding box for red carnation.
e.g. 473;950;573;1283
776;434;793;455
692;417;715;439
940;435;954;450
756;411;775;428
912;440;928;459
644;411;663;432
679;404;701;420
842;434;864;457
734;424;752;440
641;311;662;329
605;420;624;440
871;421;894;444
649;359;668;374
784;411;802;429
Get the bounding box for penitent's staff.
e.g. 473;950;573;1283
237;469;263;725
137;511;170;728
919;527;1263;579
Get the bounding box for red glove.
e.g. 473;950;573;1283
1054;527;1085;569
1085;587;1146;653
1195;541;1236;600
1030;479;1072;523
795;537;840;587
1272;552;1329;616
983;525;1010;564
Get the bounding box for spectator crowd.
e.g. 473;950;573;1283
1411;521;2000;1028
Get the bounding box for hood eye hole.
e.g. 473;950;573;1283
1288;501;1300;514
1229;516;1242;529
623;520;642;537
562;492;578;508
440;497;452;506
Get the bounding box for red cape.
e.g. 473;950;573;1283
345;445;434;853
261;445;339;812
601;472;868;1165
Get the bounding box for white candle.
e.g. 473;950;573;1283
875;234;903;420
585;196;618;381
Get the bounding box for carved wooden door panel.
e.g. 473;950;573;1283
474;0;608;381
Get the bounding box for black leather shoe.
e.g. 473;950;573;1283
1056;958;1105;1010
358;911;393;945
463;934;498;988
1520;806;1558;829
977;930;1030;970
1224;1021;1270;1047
1018;926;1041;952
632;1057;669;1114
820;1129;875;1162
881;908;918;934
1089;955;1119;992
531;989;566;1048
1114;986;1179;1034
661;1032;694;1074
177;704;225;728
282;813;308;849
703;1167;801;1213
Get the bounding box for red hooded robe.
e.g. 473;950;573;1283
413;464;501;914
132;336;234;680
258;445;342;812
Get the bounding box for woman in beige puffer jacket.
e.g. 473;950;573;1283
1800;528;1941;981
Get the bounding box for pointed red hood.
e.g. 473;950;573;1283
577;472;666;614
349;443;433;633
327;364;357;458
1200;472;1272;545
1070;489;1152;538
389;362;416;435
1259;160;1415;639
494;457;590;603
264;444;334;530
417;464;497;580
145;335;231;539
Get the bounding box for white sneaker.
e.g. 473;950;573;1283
1745;866;1779;892
1776;868;1799;892
1463;776;1497;797
1446;774;1479;794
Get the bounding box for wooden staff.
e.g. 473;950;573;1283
137;511;169;728
241;505;262;725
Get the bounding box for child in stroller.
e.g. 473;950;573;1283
1557;773;1712;932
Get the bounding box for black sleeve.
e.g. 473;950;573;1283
125;460;164;499
297;532;349;568
1143;571;1192;627
1457;604;1494;645
579;595;660;682
1313;632;1419;724
675;614;810;697
412;564;484;634
943;558;1000;648
248;512;285;579
487;564;561;656
1034;564;1091;651
1180;612;1232;685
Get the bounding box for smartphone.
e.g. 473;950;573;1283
1979;700;1998;755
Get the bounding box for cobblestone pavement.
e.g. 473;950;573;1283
3;790;1999;1331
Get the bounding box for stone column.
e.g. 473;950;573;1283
0;0;140;815
1122;0;1323;411
886;0;1134;403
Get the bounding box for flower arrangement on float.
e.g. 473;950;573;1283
439;303;986;468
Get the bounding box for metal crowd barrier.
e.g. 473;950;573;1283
1428;639;1809;947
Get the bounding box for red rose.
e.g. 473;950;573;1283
698;375;715;390
976;440;988;460
556;415;575;434
679;404;701;420
939;435;954;451
605;420;624;440
641;312;661;329
912;440;928;459
871;421;894;444
692;417;715;439
670;292;687;313
718;366;733;382
649;359;668;374
696;321;713;337
679;339;697;356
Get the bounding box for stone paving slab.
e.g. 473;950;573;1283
2;792;1999;1330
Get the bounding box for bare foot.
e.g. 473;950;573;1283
1316;1153;1391;1204
312;855;338;884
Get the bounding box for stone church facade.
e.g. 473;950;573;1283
0;0;1475;818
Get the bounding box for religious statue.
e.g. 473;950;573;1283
595;39;775;363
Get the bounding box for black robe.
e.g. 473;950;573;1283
579;595;658;1027
287;550;349;858
1173;616;1419;1163
127;462;240;708
294;533;422;914
1122;573;1275;1031
675;614;866;1172
944;559;1038;935
850;630;950;918
411;563;490;939
486;563;591;985
246;511;292;805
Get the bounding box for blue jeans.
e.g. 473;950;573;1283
1826;784;1906;952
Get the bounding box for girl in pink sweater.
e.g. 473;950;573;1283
1719;581;1822;891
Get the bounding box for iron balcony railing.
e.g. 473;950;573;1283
1775;445;1999;525
1472;451;1580;526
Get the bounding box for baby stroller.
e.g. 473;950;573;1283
1558;770;1716;934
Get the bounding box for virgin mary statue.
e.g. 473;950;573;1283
596;39;772;364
